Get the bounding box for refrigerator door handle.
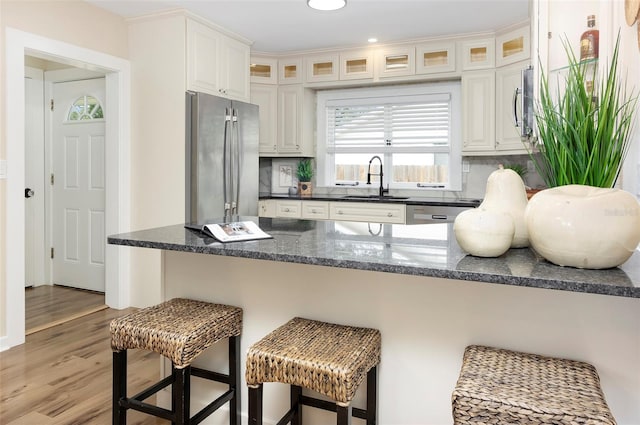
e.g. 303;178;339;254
231;108;240;215
223;107;232;216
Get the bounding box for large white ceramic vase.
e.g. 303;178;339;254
525;185;640;269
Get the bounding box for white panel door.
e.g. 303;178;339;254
52;78;106;292
25;67;46;287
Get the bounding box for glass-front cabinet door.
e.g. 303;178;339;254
340;50;374;80
377;46;415;78
305;54;339;83
495;25;530;67
278;57;303;85
250;56;278;84
460;38;495;70
416;42;456;74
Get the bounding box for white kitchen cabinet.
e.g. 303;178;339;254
278;57;303;85
251;83;278;154
329;202;406;224
462;70;496;153
301;201;329;220
377;46;416;78
496;24;530;68
305;53;339;83
460;38;495;71
258;199;277;217
186;19;250;101
416;41;456;74
250;56;278;84
339;50;374;80
276;200;302;218
495;61;530;153
276;85;315;156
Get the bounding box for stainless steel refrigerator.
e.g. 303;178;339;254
185;91;259;223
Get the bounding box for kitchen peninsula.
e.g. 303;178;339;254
109;218;640;424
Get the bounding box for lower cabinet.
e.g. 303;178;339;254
329;202;406;224
259;200;406;224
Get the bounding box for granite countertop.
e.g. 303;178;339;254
259;193;482;207
108;218;640;299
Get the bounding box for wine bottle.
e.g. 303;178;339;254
580;15;599;61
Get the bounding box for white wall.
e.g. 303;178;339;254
164;251;640;425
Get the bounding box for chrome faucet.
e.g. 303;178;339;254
367;155;389;197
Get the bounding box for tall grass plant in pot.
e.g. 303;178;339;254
525;34;640;269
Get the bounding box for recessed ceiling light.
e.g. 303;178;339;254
307;0;347;11
367;38;378;43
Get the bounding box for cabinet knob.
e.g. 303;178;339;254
387;212;393;217
284;208;290;212
337;210;343;215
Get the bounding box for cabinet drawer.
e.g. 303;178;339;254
301;201;329;220
258;200;276;218
276;200;302;218
329;202;406;224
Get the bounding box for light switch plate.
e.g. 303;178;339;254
0;160;6;179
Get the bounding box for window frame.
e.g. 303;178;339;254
316;82;462;191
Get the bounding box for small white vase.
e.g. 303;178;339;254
525;185;640;269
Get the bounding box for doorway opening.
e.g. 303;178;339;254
3;28;131;350
24;60;110;334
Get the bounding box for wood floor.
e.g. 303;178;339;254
0;308;167;424
25;285;107;334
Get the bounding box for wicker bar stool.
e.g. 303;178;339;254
110;298;242;425
246;317;381;425
452;345;616;425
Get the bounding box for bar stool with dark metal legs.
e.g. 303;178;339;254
110;298;242;425
246;317;381;425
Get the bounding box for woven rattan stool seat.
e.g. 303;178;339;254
110;298;242;368
452;345;616;425
246;317;381;406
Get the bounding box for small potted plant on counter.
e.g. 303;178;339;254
297;158;313;198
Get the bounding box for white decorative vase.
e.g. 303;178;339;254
453;208;515;257
525;185;640;269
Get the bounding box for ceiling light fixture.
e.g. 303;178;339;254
367;38;378;43
307;0;346;11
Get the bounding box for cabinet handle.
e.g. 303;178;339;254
284;208;290;212
387;212;393;217
337;210;343;215
311;209;317;213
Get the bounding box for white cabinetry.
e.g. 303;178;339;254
495;62;529;153
305;54;339;83
302;201;329;220
329;202;406;224
258;199;276;218
276;85;315;156
496;25;530;68
250;56;278;84
460;38;495;70
186;19;250;101
377;46;416;78
278;57;303;84
251;83;278;154
340;50;374;80
276;200;302;218
416;41;456;74
462;70;496;153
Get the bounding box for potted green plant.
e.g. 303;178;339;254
297;158;313;198
525;34;640;269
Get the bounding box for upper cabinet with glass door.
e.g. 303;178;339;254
305;53;339;83
376;46;416;78
495;24;530;67
416;41;456;75
250;56;278;84
278;57;303;84
340;50;374;80
460;38;495;70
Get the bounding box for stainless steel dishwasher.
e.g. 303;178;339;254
405;204;477;224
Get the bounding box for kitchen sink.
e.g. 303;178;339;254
341;195;409;201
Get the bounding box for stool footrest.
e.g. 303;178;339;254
191;389;235;425
130;375;173;403
299;395;366;420
121;398;174;422
192;366;232;385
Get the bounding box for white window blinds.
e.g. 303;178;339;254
326;93;451;152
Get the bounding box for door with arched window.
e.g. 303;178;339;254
51;78;106;292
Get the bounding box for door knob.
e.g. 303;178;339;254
25;188;34;198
